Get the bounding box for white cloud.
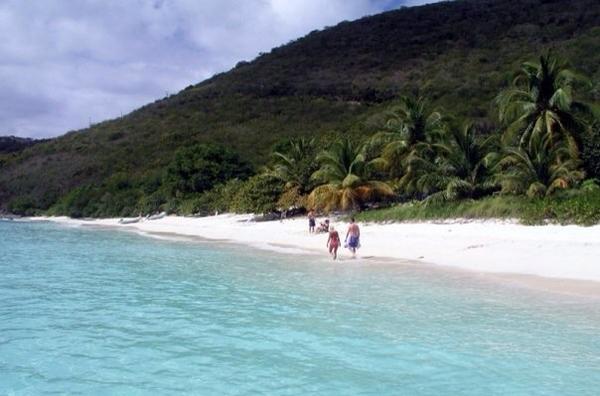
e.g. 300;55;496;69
0;0;440;138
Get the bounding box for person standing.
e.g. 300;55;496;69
345;217;360;257
308;209;316;233
327;225;341;260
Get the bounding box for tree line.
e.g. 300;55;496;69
26;53;599;220
262;54;599;214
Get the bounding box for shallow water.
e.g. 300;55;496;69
1;220;599;395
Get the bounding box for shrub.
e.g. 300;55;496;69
49;186;99;218
582;122;600;179
277;186;308;210
137;190;168;214
7;196;37;216
231;175;283;214
544;189;600;225
355;189;600;226
164;143;253;196
49;184;144;218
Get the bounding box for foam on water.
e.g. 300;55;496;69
1;221;599;395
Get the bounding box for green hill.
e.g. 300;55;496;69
1;0;600;214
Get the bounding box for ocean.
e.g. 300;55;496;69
1;220;599;395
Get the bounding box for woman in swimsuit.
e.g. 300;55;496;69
327;226;341;260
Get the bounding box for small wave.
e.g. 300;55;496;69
131;230;199;243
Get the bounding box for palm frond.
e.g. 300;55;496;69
309;138;395;212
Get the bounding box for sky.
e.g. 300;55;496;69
0;0;441;139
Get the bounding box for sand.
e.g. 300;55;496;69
26;214;600;284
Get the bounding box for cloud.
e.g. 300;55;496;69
0;0;441;138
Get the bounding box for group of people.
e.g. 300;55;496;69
307;210;360;260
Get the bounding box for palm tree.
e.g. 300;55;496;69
496;53;592;154
496;133;583;198
308;139;394;212
369;96;444;178
400;123;499;201
265;137;317;195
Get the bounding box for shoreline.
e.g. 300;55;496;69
19;214;600;287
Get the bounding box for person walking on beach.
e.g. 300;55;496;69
327;225;341;260
308;209;316;233
345;217;360;257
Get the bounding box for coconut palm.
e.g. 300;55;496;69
265;137;317;193
496;53;593;153
496;133;583;198
369;96;444;177
400;123;499;201
308;138;394;212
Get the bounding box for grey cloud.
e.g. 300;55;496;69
0;0;441;138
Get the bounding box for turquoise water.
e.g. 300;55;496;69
1;221;599;395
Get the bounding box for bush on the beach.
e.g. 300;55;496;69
48;177;146;218
7;196;38;216
229;175;283;214
137;190;168;214
48;185;99;218
355;188;600;226
543;188;600;225
582;122;600;180
174;175;284;216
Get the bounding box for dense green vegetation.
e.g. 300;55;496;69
1;0;600;224
355;188;600;226
163;144;252;197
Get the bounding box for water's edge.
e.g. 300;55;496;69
52;219;600;300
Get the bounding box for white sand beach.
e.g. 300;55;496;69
29;214;600;283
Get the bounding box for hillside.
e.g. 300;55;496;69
1;0;600;213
